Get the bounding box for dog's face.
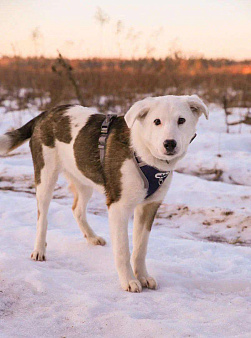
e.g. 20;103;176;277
125;95;209;161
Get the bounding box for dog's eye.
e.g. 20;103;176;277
178;117;186;125
154;119;161;126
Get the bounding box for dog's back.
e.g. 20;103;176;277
0;105;104;188
0;104;131;199
0;104;114;260
29;105;105;190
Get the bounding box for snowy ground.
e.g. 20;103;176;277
0;104;251;337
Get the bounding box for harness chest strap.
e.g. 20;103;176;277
133;153;171;198
98;114;196;199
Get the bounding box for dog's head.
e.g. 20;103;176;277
124;95;208;161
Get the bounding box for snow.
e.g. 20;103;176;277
0;104;251;337
176;105;251;185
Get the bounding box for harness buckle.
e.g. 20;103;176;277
101;126;108;134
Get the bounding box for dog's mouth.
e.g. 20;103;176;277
149;146;179;162
164;151;177;156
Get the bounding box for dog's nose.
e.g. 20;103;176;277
163;139;177;152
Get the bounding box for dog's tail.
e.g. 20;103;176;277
0;112;46;155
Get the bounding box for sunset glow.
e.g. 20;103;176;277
1;0;251;60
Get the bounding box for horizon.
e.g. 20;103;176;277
1;0;251;61
1;55;251;62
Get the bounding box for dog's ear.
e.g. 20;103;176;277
187;95;209;120
124;97;155;128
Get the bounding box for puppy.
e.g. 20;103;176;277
0;95;208;292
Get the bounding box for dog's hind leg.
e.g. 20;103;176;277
30;144;60;261
68;177;106;246
131;202;161;289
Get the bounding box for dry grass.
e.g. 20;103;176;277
0;56;251;112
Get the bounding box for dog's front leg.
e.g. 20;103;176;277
131;202;161;289
108;202;142;293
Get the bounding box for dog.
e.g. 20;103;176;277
0;95;208;292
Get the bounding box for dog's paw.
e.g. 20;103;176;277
31;250;46;261
87;236;106;246
139;276;157;290
122;279;142;293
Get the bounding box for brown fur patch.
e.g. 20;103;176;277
39;115;55;147
30;135;45;185
53;105;72;144
38;104;73;148
37;209;40;220
73;114;105;186
140;202;161;231
72;195;78;211
70;183;79;211
30;105;73;185
73;114;132;206
104;117;132;206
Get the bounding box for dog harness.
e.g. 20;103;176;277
133;153;171;198
98;114;196;199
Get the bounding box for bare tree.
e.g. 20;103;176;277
115;20;123;59
223;95;230;133
94;7;110;57
31;27;42;56
52;51;85;106
227;113;251;126
146;27;164;58
169;38;183;59
126;28;142;59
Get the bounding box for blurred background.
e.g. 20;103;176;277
1;0;251;116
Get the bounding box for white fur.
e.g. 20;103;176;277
31;145;60;260
65;105;96;138
0;134;11;155
131;203;157;289
186;94;209;119
126;95;208;169
107;159;172;291
58;106;105;194
31;107;105;261
27;95;208;292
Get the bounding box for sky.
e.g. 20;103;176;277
1;0;251;60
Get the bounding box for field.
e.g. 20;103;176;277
1;56;251;112
0;98;250;336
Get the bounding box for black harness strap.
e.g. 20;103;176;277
98;114;117;163
98;114;197;199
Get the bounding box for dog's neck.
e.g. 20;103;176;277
130;124;185;171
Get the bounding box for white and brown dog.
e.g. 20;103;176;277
0;95;208;292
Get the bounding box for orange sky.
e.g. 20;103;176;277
1;0;251;60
